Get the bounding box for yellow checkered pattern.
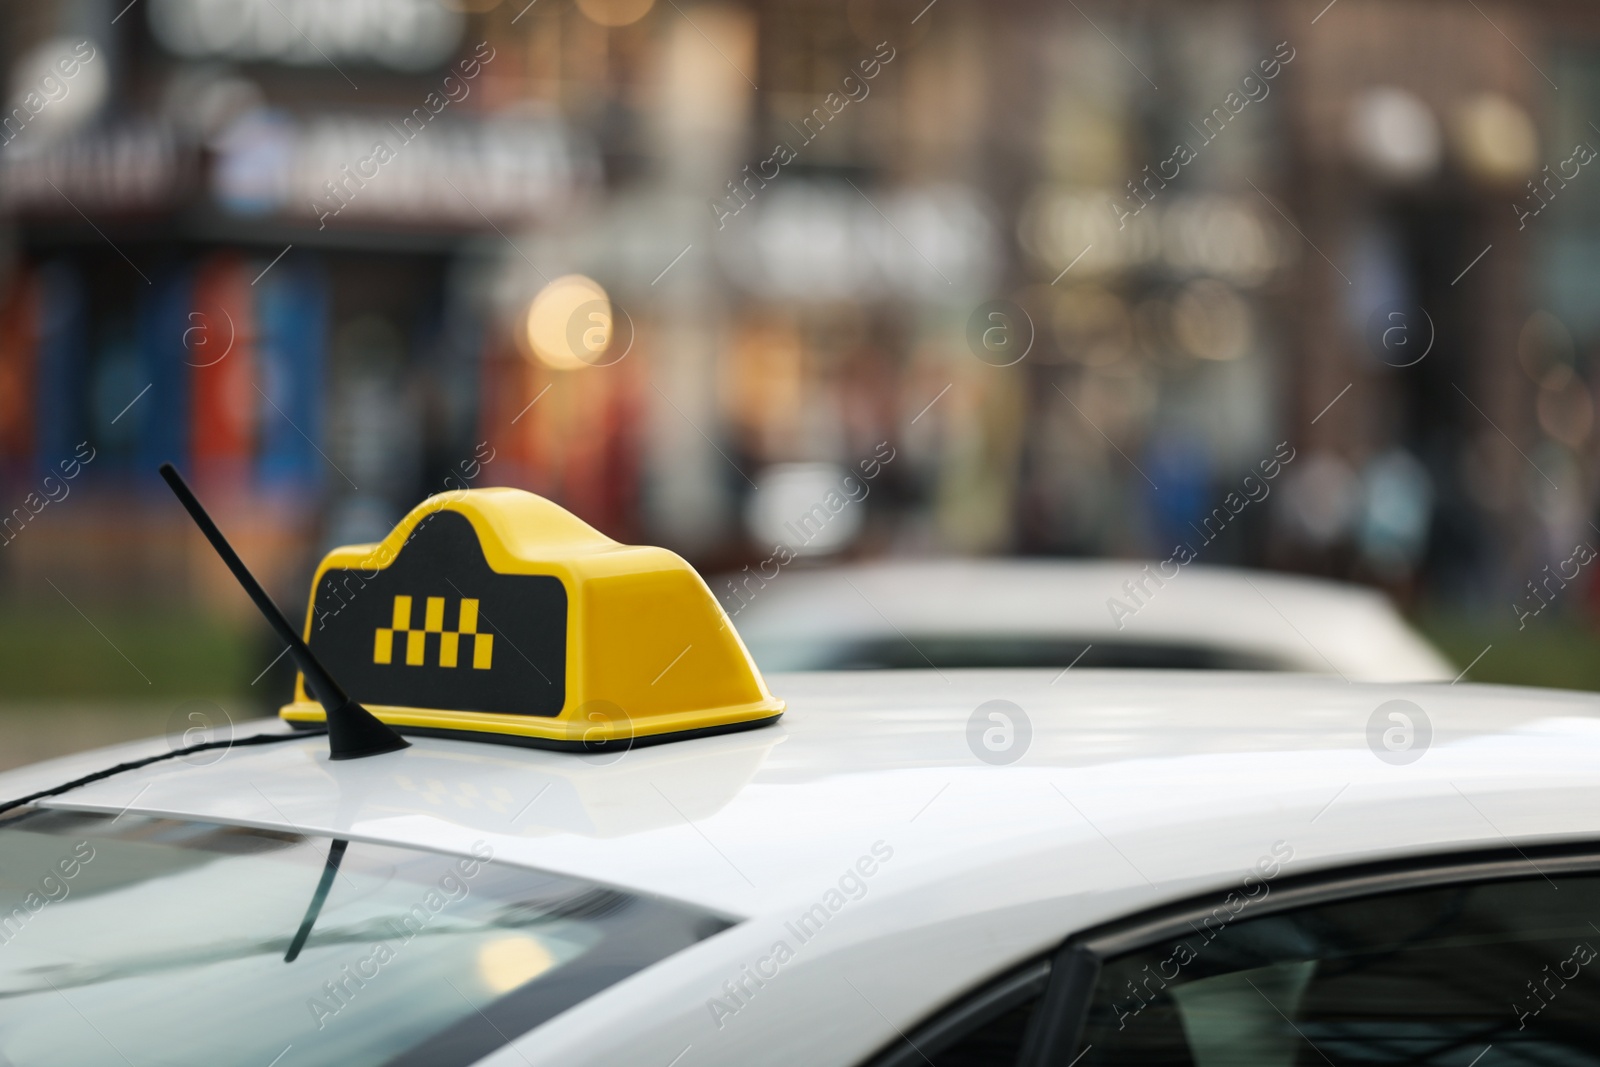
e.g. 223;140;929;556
373;595;493;670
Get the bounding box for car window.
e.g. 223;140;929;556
0;808;730;1067
1070;871;1600;1065
746;635;1289;672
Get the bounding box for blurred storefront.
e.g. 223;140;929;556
0;0;1597;620
0;0;596;606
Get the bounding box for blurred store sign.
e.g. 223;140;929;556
1019;189;1290;285
717;182;998;302
0;112;587;229
0;126;183;211
149;0;464;71
213;111;591;226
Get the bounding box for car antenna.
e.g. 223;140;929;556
159;463;409;761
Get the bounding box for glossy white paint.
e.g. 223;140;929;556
724;560;1456;681
3;670;1597;1065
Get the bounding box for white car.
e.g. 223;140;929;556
3;669;1599;1065
723;560;1456;682
3;476;1572;1064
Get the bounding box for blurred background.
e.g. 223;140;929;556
3;0;1599;766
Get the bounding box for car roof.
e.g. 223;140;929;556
7;671;1596;1065
725;560;1455;682
6;670;1593;916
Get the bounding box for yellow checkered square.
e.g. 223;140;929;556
372;594;492;670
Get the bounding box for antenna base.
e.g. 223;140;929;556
326;699;411;760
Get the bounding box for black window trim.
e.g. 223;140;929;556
862;839;1600;1067
864;958;1052;1067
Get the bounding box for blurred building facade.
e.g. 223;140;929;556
0;0;1596;621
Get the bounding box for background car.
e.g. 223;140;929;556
723;560;1457;682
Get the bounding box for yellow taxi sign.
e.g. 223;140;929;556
281;488;784;748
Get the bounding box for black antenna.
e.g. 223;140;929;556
159;463;409;761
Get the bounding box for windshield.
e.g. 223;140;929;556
0;808;728;1067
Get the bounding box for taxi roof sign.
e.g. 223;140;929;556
281;488;785;748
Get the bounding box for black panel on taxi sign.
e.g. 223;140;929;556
307;511;567;716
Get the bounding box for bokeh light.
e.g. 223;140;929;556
1453;93;1538;185
524;275;612;371
576;0;656;27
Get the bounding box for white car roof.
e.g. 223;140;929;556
726;560;1455;682
5;670;1595;1065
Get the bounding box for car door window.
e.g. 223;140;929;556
1071;871;1600;1065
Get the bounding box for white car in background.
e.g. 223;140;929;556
723;560;1455;682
